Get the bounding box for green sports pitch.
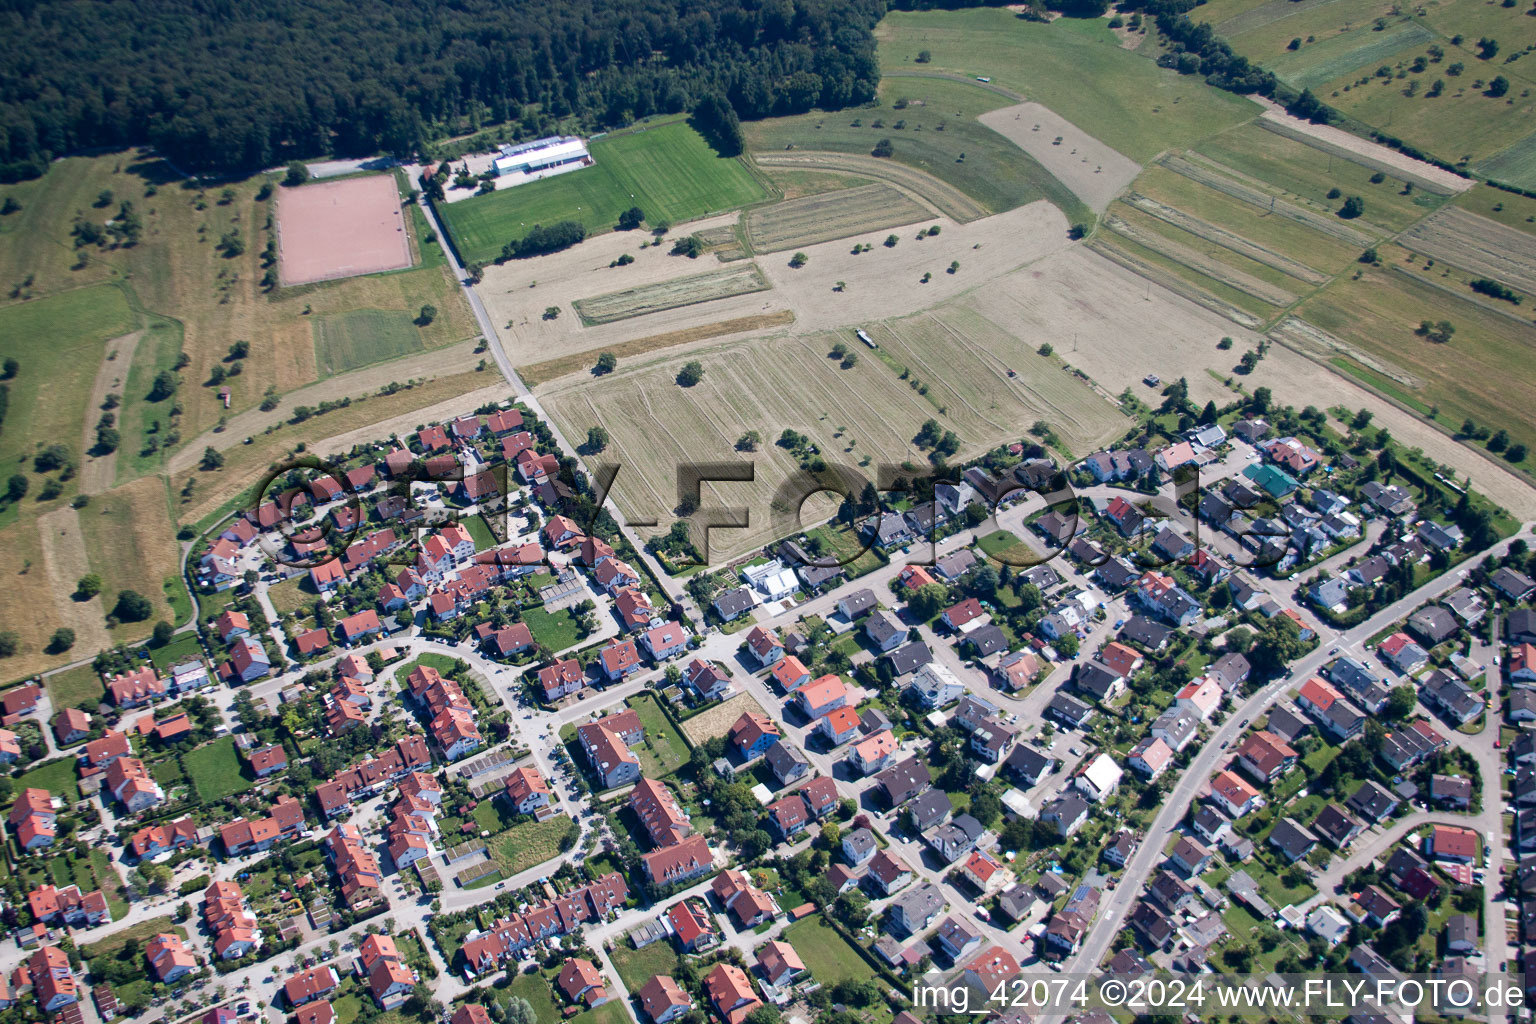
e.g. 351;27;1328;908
438;119;768;264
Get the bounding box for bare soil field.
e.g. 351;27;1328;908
277;174;413;285
1160;155;1377;247
78;475;184;632
743;184;933;253
1254;106;1473;196
1103;214;1299;306
977;102;1142;213
1121;193;1329;286
485;201;1070;378
571;264;771;326
1399;207;1536;295
680;692;770;745
754;152;988;222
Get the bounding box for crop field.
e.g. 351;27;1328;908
1477;130;1536;192
1399;206;1536;294
313;308;424;374
1120;193;1328;285
752;151;986;223
745;77;1089;224
1296;263;1536;456
1264;19;1433;89
539;298;1125;561
1195;123;1447;232
517;311;796;387
1132;164;1366;271
571;264;771;325
1455;184;1536;236
1160;155;1378;246
976;102;1143;214
744;184;932;253
1089;235;1273;327
875;10;1261;162
438;119;768;265
1103;213;1300;307
1209;0;1372;39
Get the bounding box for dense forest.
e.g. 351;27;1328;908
0;0;882;178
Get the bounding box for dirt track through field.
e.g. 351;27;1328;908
1255;105;1473;196
754;151;987;222
1400;207;1536;295
977;103;1142;213
1160;154;1377;247
1122;193;1329;285
572;264;770;325
79;329;143;495
37;507;112;655
1104;214;1298;306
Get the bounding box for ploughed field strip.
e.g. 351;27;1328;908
743;183;933;253
1159;154;1376;247
570;264;771;326
1121;192;1329;286
753;151;988;223
1103;213;1299;307
1212;0;1354;40
1399;207;1536;296
1263;19;1434;91
1255;113;1467;197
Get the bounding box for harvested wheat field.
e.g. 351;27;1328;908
743;183;933;253
977;102;1142;214
1399;207;1536;296
540;287;1125;561
680;692;770;746
572;264;771;325
37;507;114;657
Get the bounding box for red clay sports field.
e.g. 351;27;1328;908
276;174;413;286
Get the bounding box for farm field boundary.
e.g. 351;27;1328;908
1214;0;1353;40
1387;263;1536;329
571;264;771;326
744;183;932;253
1255;111;1470;196
1476;131;1536;193
1267;315;1421;387
1160;154;1376;246
1103;214;1299;306
1265;19;1433;90
1398;207;1536;295
1123;192;1328;285
517;311;796;386
976;101;1142;213
313;309;424;374
1088;239;1265;329
754;152;987;223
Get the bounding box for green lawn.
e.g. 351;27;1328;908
608;938;682;991
184;735;254;802
313;309;423;375
507;970;565;1024
45;663;106;713
473;797;523;834
876;10;1260;162
148;631;204;670
522;605;584;654
626;692;691;777
491;815;578;877
439;118;769;264
16;756;81;802
80;916;181;962
334;995;364;1024
463;515;498;550
783;916;882;988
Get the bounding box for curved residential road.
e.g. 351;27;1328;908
1064;523;1534;980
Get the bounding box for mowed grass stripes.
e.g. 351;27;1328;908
439;119;768;264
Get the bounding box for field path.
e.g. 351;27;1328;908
79;329;144;495
754;152;988;222
1104;214;1298;305
168;337;482;473
1160;154;1377;246
1122;193;1329;285
36;507;112;654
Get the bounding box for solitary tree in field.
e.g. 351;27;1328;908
947;261;960;274
228;339;249;360
543;306;560;320
148;370;178;401
789;252;808;268
417;304;437;325
736;431;760;452
113;589;153;622
48;628;74;653
1;358;16;379
75;573;102;600
284;162;309;186
677;361;704;387
842;351;859;369
871;138;894;158
916;50;931;63
585;426;610;453
201;446;225;470
153;621;176;646
1338;195;1364;219
466;261;484;284
594;352;617;375
884;234;899;248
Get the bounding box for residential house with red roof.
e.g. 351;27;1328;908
106;666;166;708
105;757;163;812
556;959;608;1007
630;778;691;847
769;655;811;692
704;963;761;1024
285;967;340;1008
503;766;552;815
727;712;780;760
797;675;848;719
642;833;713;886
538;658;585;701
598;638;642;681
577;723;640;789
147;933;197;982
665;899;718;952
53;708;91;746
637;976;692;1023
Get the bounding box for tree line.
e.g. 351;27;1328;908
0;0;883;179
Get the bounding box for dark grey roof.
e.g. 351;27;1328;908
1347;780;1400;822
1075;663;1123;702
865;611;903;646
1267;817;1319;861
908;789;953;831
964;624;1008;658
883;641;932;676
1119;615;1172;650
839;589;877;616
1265;705;1309;742
713;587;755;617
764;740;809;779
1004;745;1054;784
